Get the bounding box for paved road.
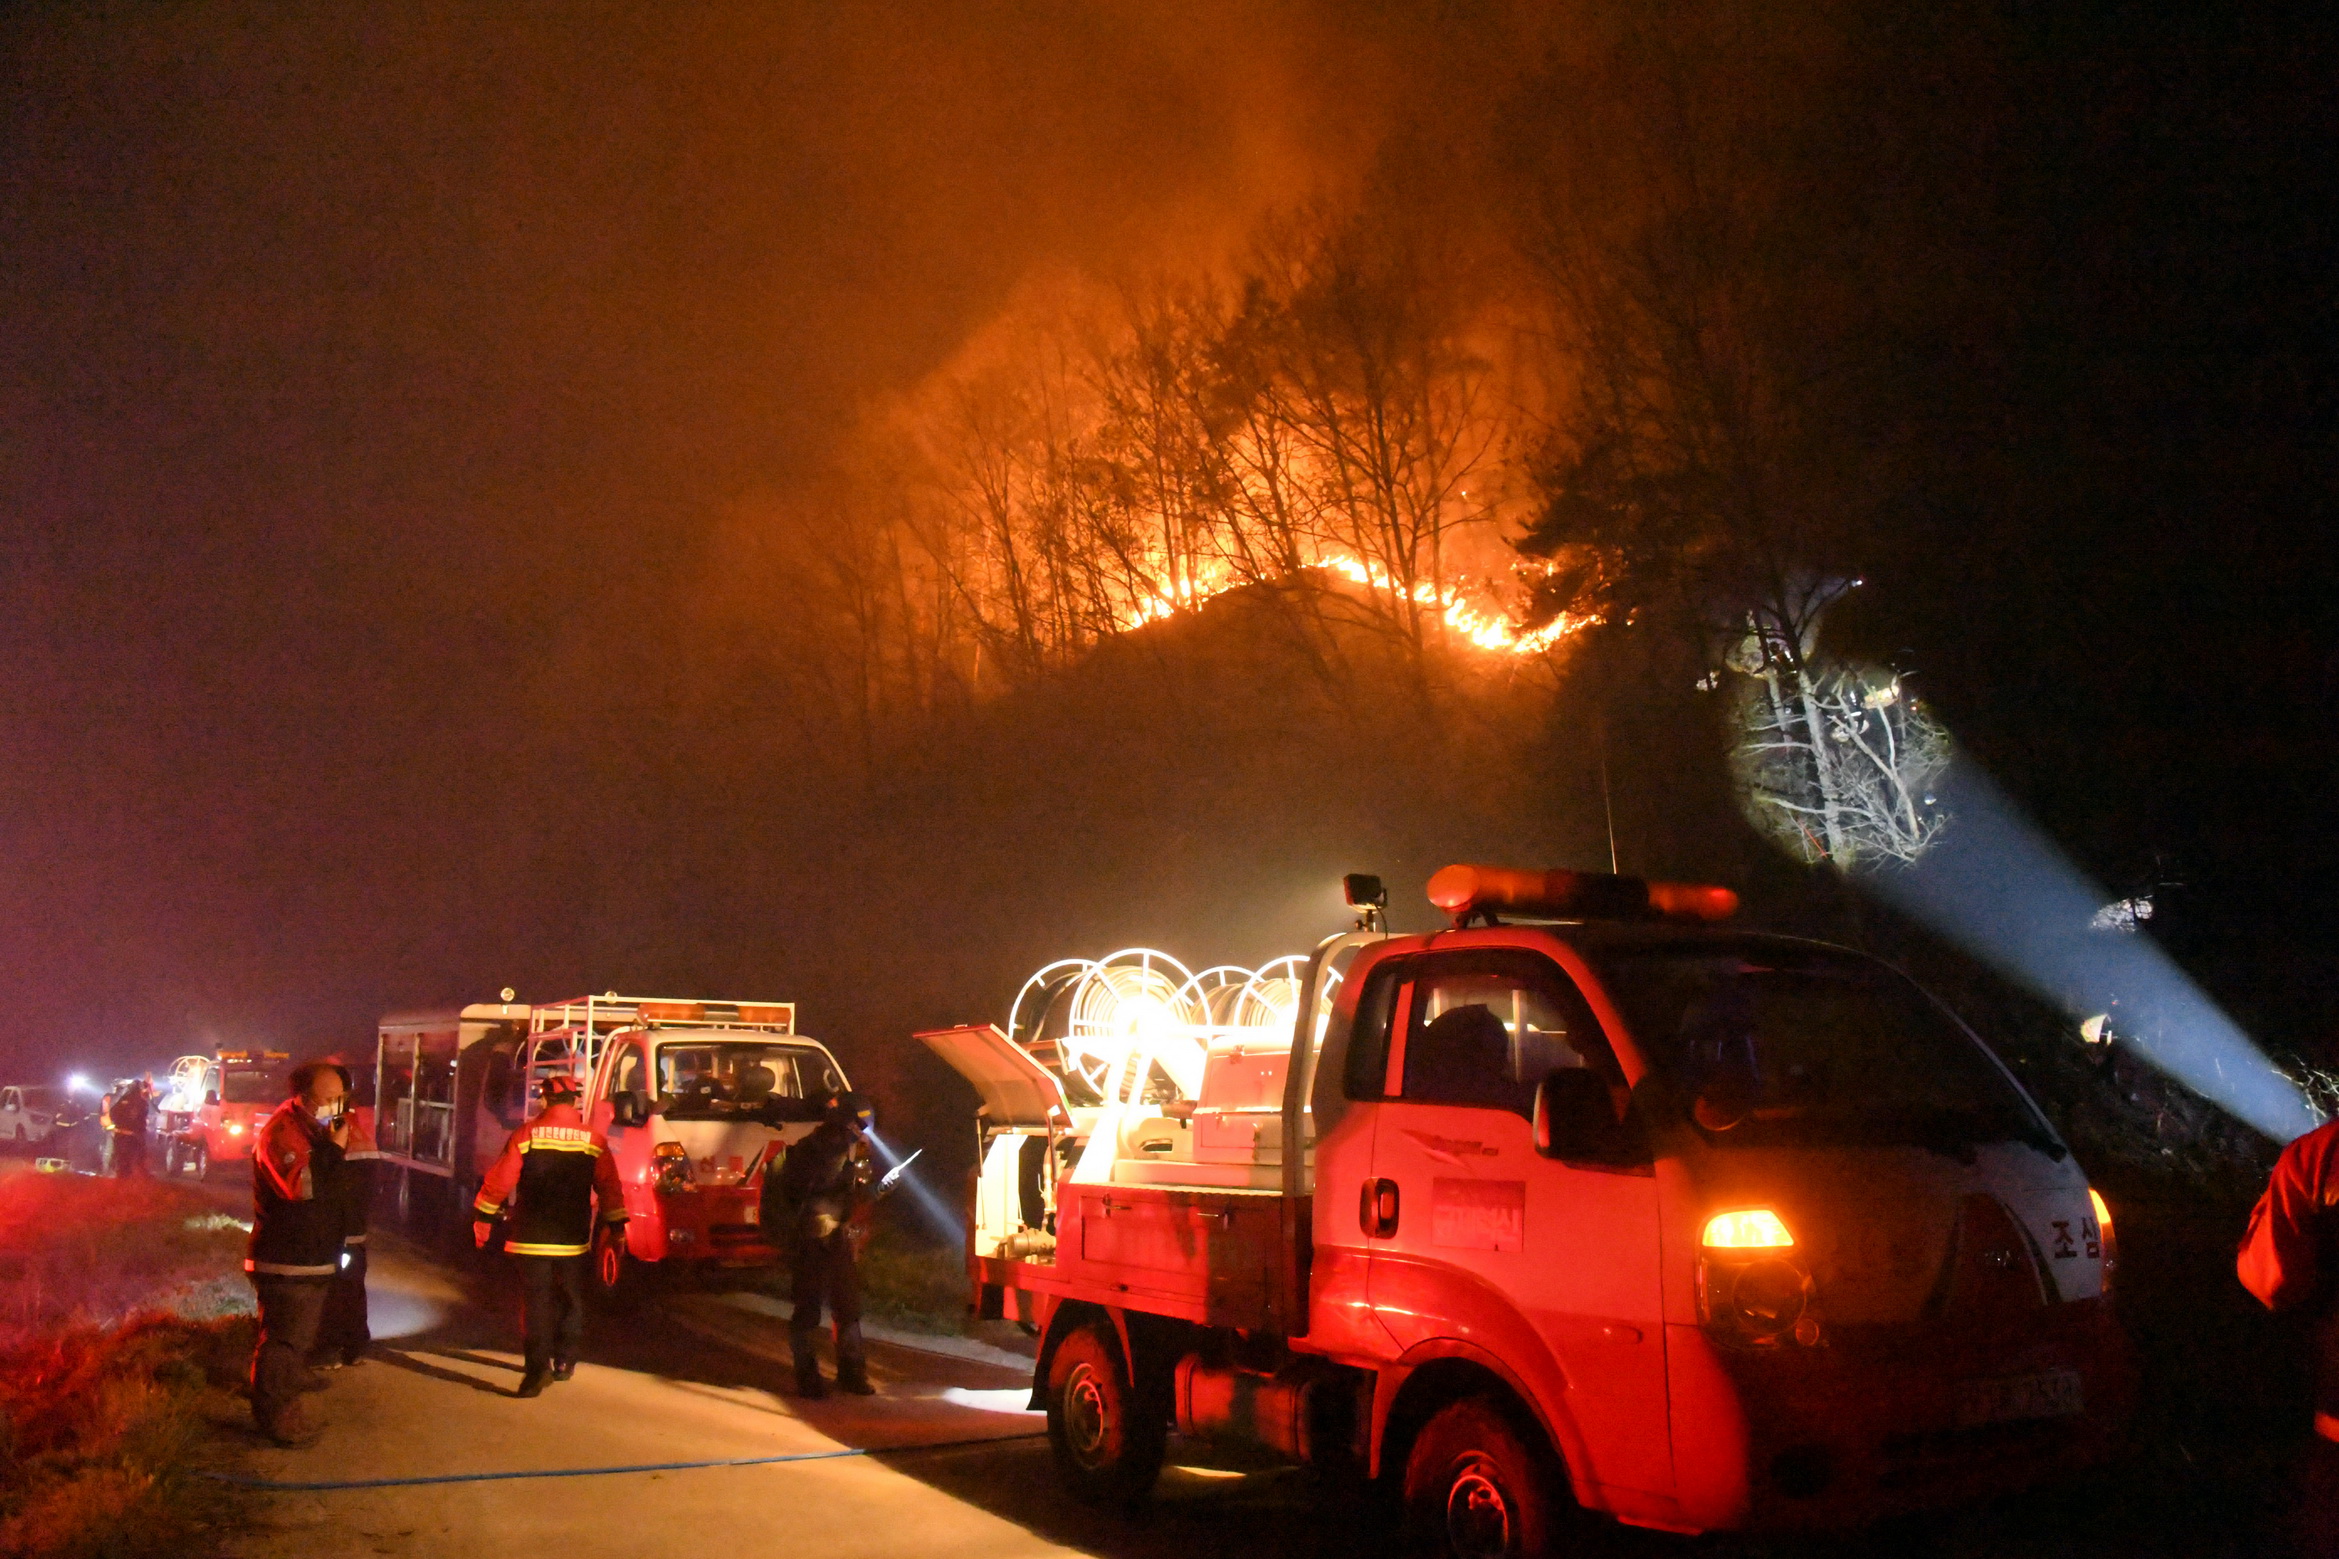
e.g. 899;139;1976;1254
218;1234;1376;1559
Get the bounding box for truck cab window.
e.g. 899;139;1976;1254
1342;958;1409;1100
1400;952;1615;1117
612;1044;646;1100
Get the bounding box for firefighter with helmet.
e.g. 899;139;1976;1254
779;1089;878;1397
471;1073;628;1397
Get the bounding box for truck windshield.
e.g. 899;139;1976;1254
1593;942;2058;1157
221;1069;285;1105
655;1041;844;1121
18;1088;60;1110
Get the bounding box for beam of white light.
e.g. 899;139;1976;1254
1867;766;2318;1142
865;1130;965;1244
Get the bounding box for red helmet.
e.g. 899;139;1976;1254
540;1074;582;1104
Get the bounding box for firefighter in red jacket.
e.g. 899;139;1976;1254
245;1061;350;1446
472;1074;628;1398
2241;1118;2339;1554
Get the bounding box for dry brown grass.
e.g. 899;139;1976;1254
0;1169;253;1339
0;1169;257;1557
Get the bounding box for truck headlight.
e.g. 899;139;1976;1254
1699;1208;1821;1347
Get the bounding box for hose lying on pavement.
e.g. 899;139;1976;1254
203;1430;1049;1492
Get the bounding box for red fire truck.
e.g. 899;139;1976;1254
374;993;850;1296
920;867;2132;1552
159;1048;292;1179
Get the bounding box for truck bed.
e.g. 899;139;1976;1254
987;1182;1308;1332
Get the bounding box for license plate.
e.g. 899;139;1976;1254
1956;1368;2084;1428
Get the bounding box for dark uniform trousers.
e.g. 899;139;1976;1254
111;1132;147;1177
520;1255;589;1372
789;1228;866;1373
320;1244;371;1363
250;1276;332;1432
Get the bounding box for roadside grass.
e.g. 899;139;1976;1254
0;1168;256;1558
743;1220;972;1334
852;1222;972;1332
0;1169;252;1333
0;1313;255;1559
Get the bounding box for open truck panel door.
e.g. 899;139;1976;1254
917;1024;1071;1129
921;1024;1076;1280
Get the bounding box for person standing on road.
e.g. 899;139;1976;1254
777;1090;877;1399
2241;1118;2339;1556
315;1063;377;1370
246;1061;350;1446
107;1077;151;1177
471;1074;628;1398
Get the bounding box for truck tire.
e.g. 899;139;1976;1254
1045;1322;1166;1506
187;1141;210;1181
1401;1398;1557;1559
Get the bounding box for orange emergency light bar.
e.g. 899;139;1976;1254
1426;864;1739;928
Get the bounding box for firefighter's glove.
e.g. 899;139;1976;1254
472;1221;493;1250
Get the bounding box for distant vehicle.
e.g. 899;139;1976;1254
0;1085;64;1146
921;866;2134;1544
373;994;849;1299
159;1049;292;1178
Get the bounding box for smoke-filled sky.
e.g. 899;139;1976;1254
2;2;2333;1087
0;2;1482;1074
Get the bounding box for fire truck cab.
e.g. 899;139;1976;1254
564;995;849;1293
921;867;2132;1552
374;993;848;1296
161;1049;291;1179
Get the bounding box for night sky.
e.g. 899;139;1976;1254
2;3;2333;1089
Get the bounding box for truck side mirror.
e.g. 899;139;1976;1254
205;1091;220;1107
608;1092;640;1127
1534;1069;1641;1165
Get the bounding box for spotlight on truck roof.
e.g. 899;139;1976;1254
1342;873;1388;911
1426;864;1739;928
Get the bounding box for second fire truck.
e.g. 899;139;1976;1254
158;1048;292;1179
372;993;851;1296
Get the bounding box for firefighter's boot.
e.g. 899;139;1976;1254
790;1332;827;1399
515;1368;549;1399
834;1325;875;1396
263;1402;324;1449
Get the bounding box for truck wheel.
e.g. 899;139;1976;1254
188;1142;210;1181
1401;1399;1556;1559
1045;1323;1166;1506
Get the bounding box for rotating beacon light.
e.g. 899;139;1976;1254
1427;864;1739;928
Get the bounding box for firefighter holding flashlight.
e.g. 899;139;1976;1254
2241;1118;2339;1555
472;1075;628;1398
778;1090;877;1398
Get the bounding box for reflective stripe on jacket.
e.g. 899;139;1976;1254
472;1102;628;1258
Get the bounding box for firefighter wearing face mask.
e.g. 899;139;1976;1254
778;1090;877;1398
245;1060;350;1446
471;1074;629;1398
